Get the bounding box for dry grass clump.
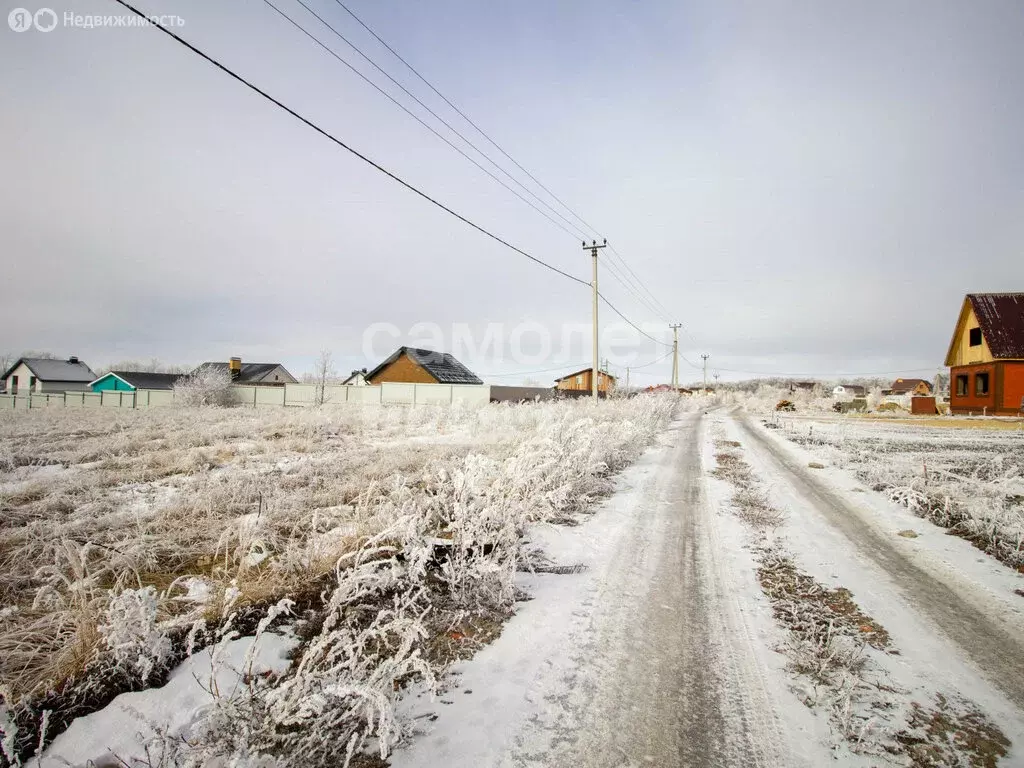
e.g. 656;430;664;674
712;440;785;528
757;551;890;654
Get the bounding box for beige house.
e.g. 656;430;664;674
2;356;95;394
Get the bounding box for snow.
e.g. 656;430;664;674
751;415;1024;613
389;431;675;767
724;413;1024;755
41;632;297;768
391;413;834;766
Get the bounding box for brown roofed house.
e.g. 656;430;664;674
944;293;1024;415
885;378;933;396
365;347;483;385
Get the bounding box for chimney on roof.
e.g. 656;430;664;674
229;357;242;380
68;356;79;364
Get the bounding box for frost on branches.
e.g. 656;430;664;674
172;366;235;407
0;393;683;766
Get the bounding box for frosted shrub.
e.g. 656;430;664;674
173;367;235;407
97;586;173;684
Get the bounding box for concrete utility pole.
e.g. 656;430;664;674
669;323;682;388
625;367;630;393
701;353;710;392
584;239;607;402
713;371;721;389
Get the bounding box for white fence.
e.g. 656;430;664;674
0;382;494;411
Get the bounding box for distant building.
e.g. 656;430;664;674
366;347;483;385
89;371;182;392
945;292;1024;415
832;384;866;400
192;357;297;387
554;367;616;393
883;378;932;397
342;368;369;386
2;356;95;394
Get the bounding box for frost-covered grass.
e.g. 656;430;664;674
770;417;1024;571
0;395;681;765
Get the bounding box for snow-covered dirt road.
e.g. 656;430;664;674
732;410;1024;711
392;412;823;767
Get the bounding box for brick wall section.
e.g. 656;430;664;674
950;363;996;414
368;352;437;385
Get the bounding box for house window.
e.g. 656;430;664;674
274;375;279;381
955;375;968;396
969;328;982;347
975;372;990;396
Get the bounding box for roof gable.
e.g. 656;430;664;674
366;347;482;385
967;293;1024;359
944;294;1024;366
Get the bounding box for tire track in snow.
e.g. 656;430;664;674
734;411;1024;711
509;412;793;767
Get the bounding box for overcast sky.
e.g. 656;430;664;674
2;0;1022;385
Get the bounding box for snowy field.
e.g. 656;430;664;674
767;415;1024;571
0;395;680;766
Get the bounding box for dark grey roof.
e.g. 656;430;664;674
193;362;296;384
366;347;483;385
105;371;183;390
2;357;95;382
968;293;1024;359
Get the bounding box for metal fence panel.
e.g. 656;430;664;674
414;384;453;405
255;387;286;407
285;383;317;407
346;386;382;404
381;382;416;405
451;385;490;405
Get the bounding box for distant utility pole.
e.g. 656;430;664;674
584;239;607;402
701;353;710;392
669;323;682;389
625;366;630;392
713;371;721;389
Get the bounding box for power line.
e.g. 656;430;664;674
332;0;601;238
481;363;580;378
629;349;674;369
330;0;680;327
279;0;589;242
262;0;586;242
601;256;672;324
604;244;673;323
597;292;673;348
111;0;588;288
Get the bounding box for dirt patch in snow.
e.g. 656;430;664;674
756;553;890;651
895;693;1010;767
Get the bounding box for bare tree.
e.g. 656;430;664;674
312;350;336;406
0;353;13;376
